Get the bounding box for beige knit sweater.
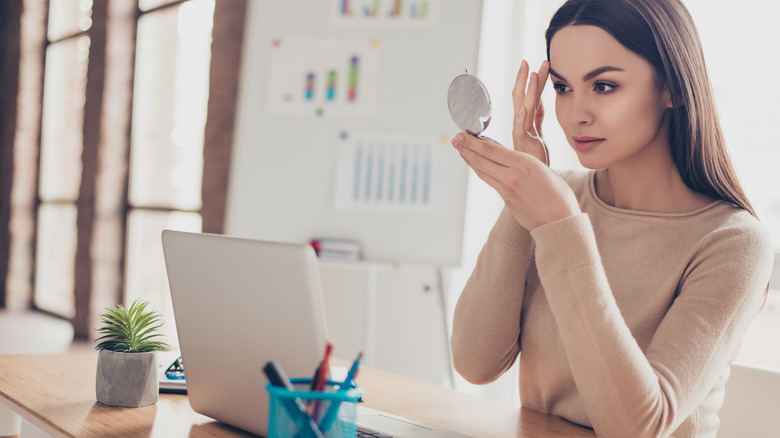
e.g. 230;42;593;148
451;169;774;437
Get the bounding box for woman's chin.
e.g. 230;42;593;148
575;155;608;170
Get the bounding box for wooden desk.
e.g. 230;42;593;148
0;353;595;438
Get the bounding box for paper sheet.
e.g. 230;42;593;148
333;132;449;214
330;0;441;27
265;37;380;118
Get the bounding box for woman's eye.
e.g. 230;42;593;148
594;82;617;93
553;83;570;94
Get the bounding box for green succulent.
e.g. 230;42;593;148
95;299;169;353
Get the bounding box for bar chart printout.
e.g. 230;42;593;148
266;38;379;117
334;133;448;214
332;0;440;26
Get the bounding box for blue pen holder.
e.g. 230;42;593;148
267;378;363;438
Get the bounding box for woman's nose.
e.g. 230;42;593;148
568;94;594;126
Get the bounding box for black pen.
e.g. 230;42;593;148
263;361;324;438
309;366;321;392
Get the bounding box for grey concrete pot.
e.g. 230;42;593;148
96;350;159;408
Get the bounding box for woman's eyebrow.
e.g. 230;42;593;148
548;65;625;82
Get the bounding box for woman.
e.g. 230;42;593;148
449;0;773;436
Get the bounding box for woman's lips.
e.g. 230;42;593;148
572;136;605;152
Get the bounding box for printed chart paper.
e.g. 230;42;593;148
334;132;448;214
330;0;441;27
266;38;380;118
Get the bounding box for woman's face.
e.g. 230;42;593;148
549;25;671;170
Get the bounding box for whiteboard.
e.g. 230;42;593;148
226;0;483;266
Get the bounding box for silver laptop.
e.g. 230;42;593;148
162;230;471;437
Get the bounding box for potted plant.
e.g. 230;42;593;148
94;299;169;408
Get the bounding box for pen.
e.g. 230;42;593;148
316;341;333;391
342;352;362;388
309;366;321;392
318;351;363;432
311;341;333;420
262;361;324;438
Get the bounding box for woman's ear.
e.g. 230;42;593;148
663;87;673;109
656;73;675;108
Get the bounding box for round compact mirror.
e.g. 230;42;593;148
447;73;492;136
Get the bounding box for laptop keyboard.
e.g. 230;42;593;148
356;426;394;438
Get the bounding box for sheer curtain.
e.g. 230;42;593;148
683;0;780;368
684;0;780;252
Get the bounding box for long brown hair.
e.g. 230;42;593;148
545;0;757;217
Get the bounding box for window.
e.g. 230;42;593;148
684;0;780;369
35;0;93;319
2;0;244;344
35;0;214;338
124;0;214;347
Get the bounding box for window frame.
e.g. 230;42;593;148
0;0;246;339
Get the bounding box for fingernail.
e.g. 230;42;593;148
452;133;462;146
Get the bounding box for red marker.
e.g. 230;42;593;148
311;341;333;420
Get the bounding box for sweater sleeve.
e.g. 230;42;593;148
450;207;536;384
530;213;774;438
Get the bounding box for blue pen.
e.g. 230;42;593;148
318;352;363;432
342;352;363;388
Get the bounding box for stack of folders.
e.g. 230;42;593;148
309;238;363;262
158;350;187;394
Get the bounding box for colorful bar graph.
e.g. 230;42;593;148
347;56;359;102
304;72;315;100
300;58;359;104
326;70;337;101
389;0;401;17
335;0;434;22
268;38;377;118
408;1;429;19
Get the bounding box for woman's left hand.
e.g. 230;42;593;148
452;132;581;231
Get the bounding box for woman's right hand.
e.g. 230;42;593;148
512;60;550;166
